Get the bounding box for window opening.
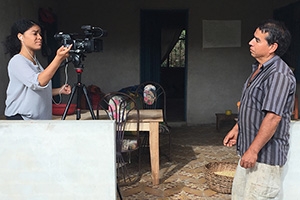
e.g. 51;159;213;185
161;29;186;68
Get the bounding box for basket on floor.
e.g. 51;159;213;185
205;162;237;194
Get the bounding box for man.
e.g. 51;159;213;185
223;19;296;199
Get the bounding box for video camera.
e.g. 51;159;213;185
54;25;107;53
54;25;107;67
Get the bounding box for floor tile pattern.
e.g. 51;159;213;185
119;124;239;199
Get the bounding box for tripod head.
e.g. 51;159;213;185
68;51;86;70
75;67;84;74
61;50;86;73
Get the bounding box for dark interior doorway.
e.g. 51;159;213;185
140;10;188;122
274;2;300;82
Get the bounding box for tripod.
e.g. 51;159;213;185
62;66;96;120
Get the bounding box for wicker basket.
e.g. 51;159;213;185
205;162;237;194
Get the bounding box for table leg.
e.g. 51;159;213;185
149;121;159;185
216;115;220;131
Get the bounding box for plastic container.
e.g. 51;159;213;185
52;103;76;115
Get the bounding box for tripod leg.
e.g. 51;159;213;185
76;83;83;120
82;85;96;119
62;85;77;120
117;183;123;200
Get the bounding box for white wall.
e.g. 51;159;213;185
0;0;298;124
0;120;116;199
281;121;300;199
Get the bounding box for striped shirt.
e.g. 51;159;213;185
237;55;296;166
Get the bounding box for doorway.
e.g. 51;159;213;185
274;2;300;81
140;10;188;122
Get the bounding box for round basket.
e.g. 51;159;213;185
205;162;237;194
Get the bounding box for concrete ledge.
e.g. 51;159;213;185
0;120;116;200
281;121;300;199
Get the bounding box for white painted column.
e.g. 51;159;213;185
0;120;116;200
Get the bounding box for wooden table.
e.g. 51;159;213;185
215;113;238;131
53;109;163;185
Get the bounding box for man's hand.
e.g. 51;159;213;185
223;123;238;147
240;148;258;168
240;112;281;169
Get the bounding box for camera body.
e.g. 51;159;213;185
54;25;107;54
54;25;107;67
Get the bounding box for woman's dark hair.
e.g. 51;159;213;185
3;19;40;57
257;19;291;57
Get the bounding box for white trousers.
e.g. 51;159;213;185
231;159;282;200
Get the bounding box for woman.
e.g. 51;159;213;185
3;19;72;120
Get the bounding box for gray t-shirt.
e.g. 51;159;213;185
5;54;52;120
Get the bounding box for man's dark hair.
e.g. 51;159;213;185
257;19;291;57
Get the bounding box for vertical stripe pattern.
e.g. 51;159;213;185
237;55;296;166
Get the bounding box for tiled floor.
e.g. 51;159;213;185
118;123;239;199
